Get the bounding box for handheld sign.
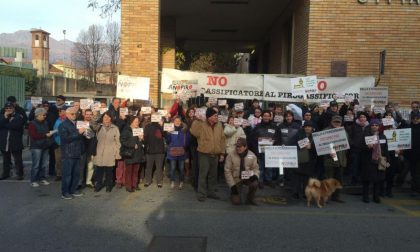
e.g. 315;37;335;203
382;117;394;127
141;106;152;114
365;135;378;145
119;107;128;116
298;138;310;149
241;170;254;180
218;99;227;106
76;121;90;129
132;128;143;137
163;123;174;132
208;97;217;105
100;108;108;114
151;113;162;123
80;99;94;110
218;115;228;123
234;103;244;111
31;97;42;107
158;109;168;117
264;146;298;168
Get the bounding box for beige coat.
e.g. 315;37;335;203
93;124;121;167
190;120;226;155
224;149;259;188
224;124;246;154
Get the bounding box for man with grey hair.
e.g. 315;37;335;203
58;107;86;199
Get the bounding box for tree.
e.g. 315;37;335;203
105;21;120;85
188;52;238;73
88;0;120;18
72;24;105;84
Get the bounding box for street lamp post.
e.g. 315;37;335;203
63;29;66;77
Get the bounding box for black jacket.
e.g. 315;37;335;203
348;122;371;151
58;119;84;159
360;133;389;182
275;121;301;146
249;121;277;156
107;105;126;131
0;112;24;152
144;122;165;154
120;126;145;165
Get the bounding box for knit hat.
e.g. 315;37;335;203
4;101;13;108
206;107;217;118
303;120;314;128
236;138;247;147
330;101;338;107
34;108;46;117
357;111;369;119
331;115;342;123
370;118;381;125
6;96;17;103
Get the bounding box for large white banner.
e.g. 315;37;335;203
161;69;375;102
117;75;150;100
263;75;375;102
312;127;350;156
161;68;263;100
383;128;411;151
264;146;298;168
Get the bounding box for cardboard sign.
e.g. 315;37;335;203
141;107;152;114
218;115;228;123
31;97;42;107
151;113;162;123
234;103;244;111
298;138;310;149
312;127;350;156
291;75;318;95
344;115;354;122
76;121;90;129
382;117;395;127
274;115;284;123
365;135;379;145
241;170;254;180
100;108;108;114
218;99;227;106
80;99;94;110
265;146;298;168
132;128;143;137
384;128;411;151
208;97;218;105
117;74;150;100
163;123;174;132
195;108;207;120
119;107;128;116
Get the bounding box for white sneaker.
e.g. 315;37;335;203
170;181;175;189
39;180;50;185
31;182;40;188
178;182;184;190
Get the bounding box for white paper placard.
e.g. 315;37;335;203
141;107;152;114
312;127;350;156
31;97;42;107
234;103;244;111
76;121;90;129
163;123;174;132
158;109;168;116
298;138;310;149
208;97;218;105
344;115;354;122
119;107;128;116
265;146;298;168
241;170;254;180
218;115;228;123
195;108;207;120
92;102;101;111
80;99;94;110
382;117;395;126
218;99;227;106
359;87;388;109
100;108;108;114
365;135;379;145
132;128;143;137
384;128;411;151
151;113;162;123
117;74;150;100
274;115;284;123
258;138;274;153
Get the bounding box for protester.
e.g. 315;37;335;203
348;112;370;185
52;106;67;181
318;101;340;130
143;114;165;188
93;112;121;192
28;108;52;187
0;96;28;126
190;107;226;201
250;110;277;188
248;107;262;129
169;98;186;121
0;102;25;180
79;109;98;188
166;116;190;190
120;116;145;192
293;121;317;199
407;112;420;196
224;116;246;154
322;115;347;202
361;119;389;203
224;138;259;205
58;107;86;199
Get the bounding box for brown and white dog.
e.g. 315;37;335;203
305;178;343;208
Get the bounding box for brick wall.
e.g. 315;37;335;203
307;0;420;105
292;0;311;75
120;0;160;104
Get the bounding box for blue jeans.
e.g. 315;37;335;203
257;156;272;182
62;158;81;195
170;159;185;182
31;149;49;182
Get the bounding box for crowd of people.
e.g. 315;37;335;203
1;94;419;205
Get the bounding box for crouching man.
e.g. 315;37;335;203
224;138;259;205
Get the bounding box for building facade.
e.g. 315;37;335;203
30;29;50;77
120;0;420;106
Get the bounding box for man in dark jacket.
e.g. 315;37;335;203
0;96;28;126
0;102;25;180
408;112;420;196
318;101;340;130
143;118;166;187
250;110;278;188
58;107;86;199
107;97;126;130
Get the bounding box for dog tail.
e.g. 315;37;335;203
308;178;321;188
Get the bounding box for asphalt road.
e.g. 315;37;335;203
1;170;420;252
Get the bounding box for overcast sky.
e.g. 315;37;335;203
0;0;120;41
